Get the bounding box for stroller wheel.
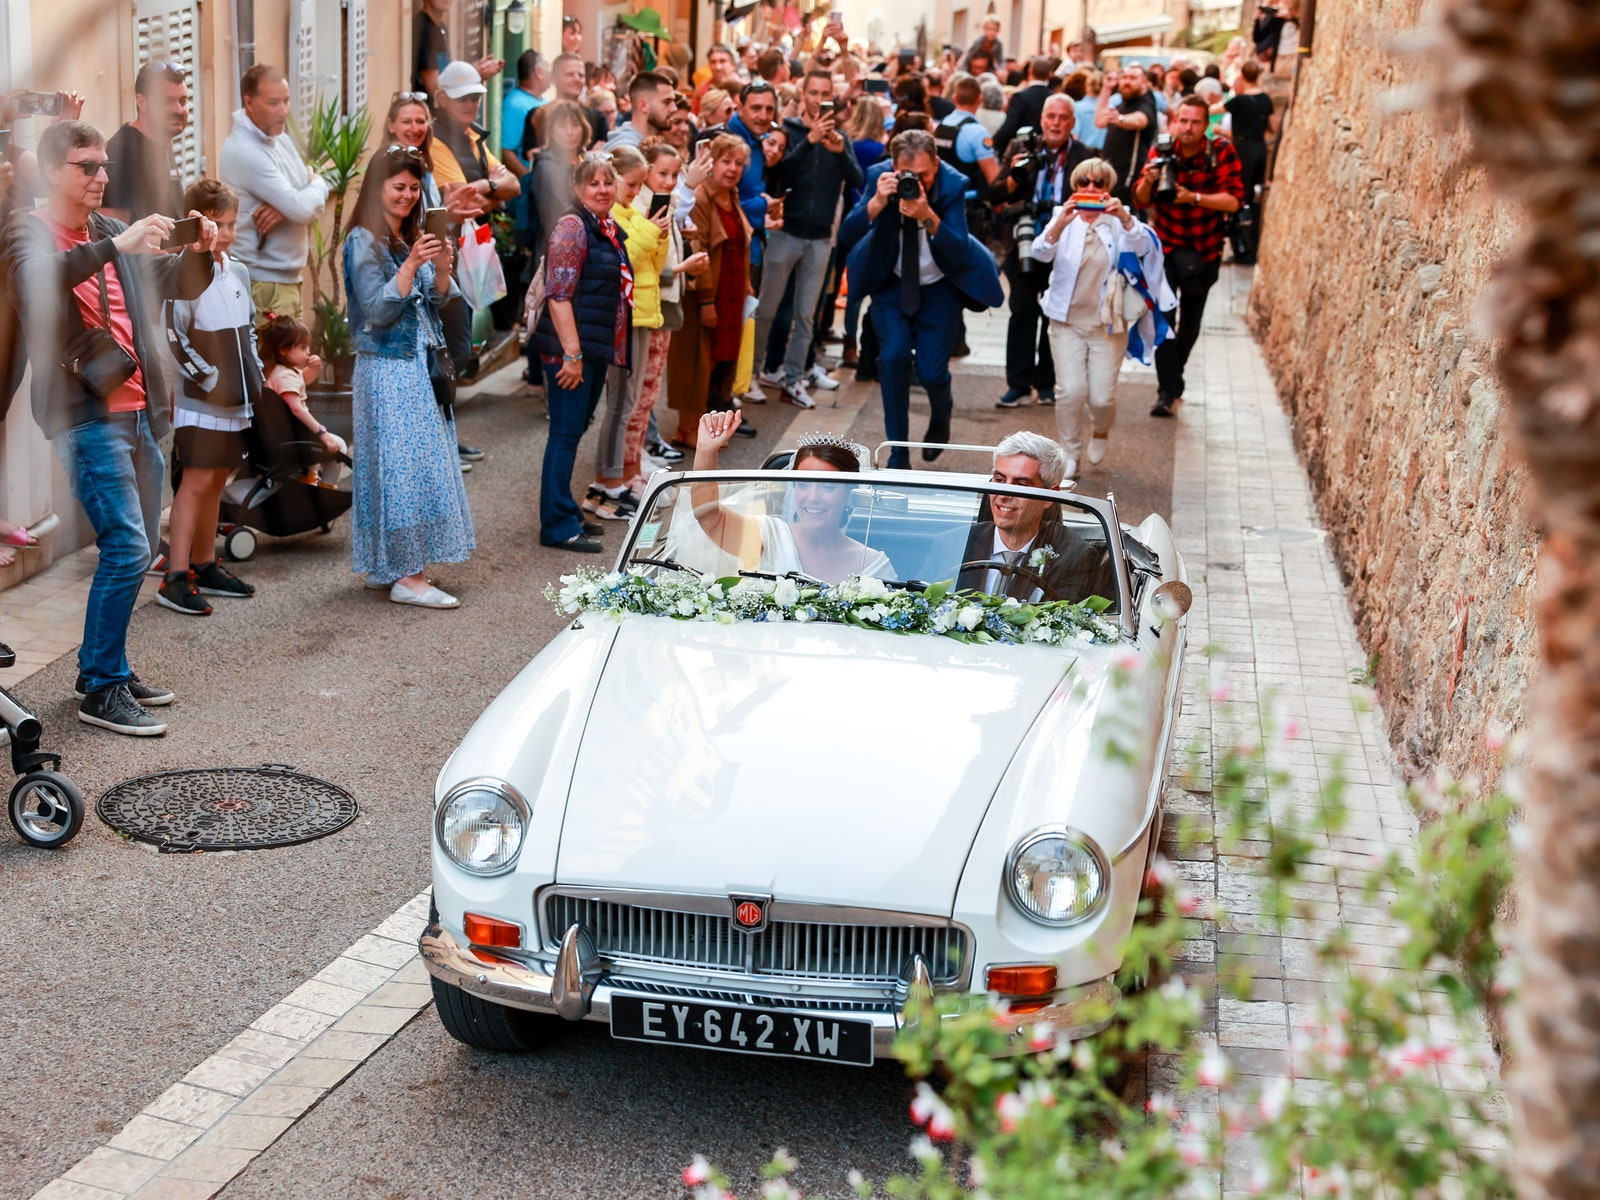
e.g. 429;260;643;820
224;527;258;563
10;771;84;849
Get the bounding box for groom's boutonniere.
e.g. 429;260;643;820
1029;546;1059;570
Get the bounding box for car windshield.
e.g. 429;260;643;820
624;474;1122;612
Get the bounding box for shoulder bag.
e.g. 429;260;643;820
61;267;137;399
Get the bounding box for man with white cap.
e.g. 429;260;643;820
431;61;519;209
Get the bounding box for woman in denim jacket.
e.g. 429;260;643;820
343;144;475;608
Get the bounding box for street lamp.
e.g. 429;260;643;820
504;0;527;37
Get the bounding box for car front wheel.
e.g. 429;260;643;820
430;975;557;1053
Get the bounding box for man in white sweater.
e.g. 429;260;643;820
218;64;329;322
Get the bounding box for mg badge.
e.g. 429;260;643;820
731;895;770;933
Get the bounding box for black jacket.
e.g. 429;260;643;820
771;116;864;241
994;82;1052;154
950;519;1116;605
3;209;212;439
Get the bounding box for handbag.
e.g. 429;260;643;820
61;268;137;400
428;344;457;417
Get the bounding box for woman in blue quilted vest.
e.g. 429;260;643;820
531;154;634;553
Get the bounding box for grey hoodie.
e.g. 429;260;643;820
217;108;330;284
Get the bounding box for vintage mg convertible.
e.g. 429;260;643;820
421;444;1190;1066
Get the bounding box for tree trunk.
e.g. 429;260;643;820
1433;1;1600;1196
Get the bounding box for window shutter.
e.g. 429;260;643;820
460;0;486;64
133;0;203;183
289;0;319;121
345;0;369;115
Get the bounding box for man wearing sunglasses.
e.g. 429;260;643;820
5;120;216;735
219;64;329;323
102;61;189;224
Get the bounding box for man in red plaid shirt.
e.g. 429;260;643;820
1133;95;1245;416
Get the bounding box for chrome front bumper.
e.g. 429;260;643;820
419;922;1121;1059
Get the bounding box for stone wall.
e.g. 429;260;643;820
1247;0;1538;783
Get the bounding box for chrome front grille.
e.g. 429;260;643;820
543;893;967;985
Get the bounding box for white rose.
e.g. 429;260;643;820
856;575;889;599
957;605;983;631
676;598;697;616
774;578;800;608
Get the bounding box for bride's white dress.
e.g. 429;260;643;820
755;516;893;581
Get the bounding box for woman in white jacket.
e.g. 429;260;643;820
1031;158;1169;475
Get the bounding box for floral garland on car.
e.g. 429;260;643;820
545;568;1121;647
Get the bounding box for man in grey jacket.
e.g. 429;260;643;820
218;64;329;322
3;121;214;735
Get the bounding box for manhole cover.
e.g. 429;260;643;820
1243;526;1325;542
97;765;357;853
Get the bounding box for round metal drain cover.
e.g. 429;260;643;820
97;765;357;852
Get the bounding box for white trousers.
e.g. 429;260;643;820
1047;319;1129;463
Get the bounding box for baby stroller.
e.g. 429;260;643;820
0;641;84;848
217;387;354;562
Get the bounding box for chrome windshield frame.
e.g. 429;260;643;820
617;468;1135;637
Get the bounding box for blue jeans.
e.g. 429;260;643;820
54;410;164;693
540;359;606;543
870;279;961;469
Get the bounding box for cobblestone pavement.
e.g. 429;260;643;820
13;273;1492;1200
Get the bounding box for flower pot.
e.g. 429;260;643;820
305;384;354;446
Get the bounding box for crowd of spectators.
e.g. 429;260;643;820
0;1;1297;734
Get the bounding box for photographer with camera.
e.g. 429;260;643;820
750;69;862;408
837;130;1002;469
1133;94;1244;417
991;94;1091;409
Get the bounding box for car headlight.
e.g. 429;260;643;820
434;779;528;875
1005;825;1109;926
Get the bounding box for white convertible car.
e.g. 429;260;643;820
421;444;1190;1067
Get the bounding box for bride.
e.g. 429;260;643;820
688;412;893;584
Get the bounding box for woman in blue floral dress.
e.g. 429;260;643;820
343;145;475;608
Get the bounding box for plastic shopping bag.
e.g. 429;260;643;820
456;219;508;311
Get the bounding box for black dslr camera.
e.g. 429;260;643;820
1007;125;1042;176
1149;134;1182;204
896;170;923;200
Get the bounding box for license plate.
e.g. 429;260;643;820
609;994;875;1066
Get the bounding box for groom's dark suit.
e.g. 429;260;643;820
941;519;1117;604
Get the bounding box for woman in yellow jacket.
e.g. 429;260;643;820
588;144;671;517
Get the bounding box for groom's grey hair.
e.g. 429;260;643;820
994;431;1068;488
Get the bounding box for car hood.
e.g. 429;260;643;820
556;619;1079;915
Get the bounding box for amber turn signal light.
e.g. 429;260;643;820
985;963;1058;997
464;912;522;948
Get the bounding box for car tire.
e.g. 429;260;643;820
430;974;554;1053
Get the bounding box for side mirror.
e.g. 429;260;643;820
1151;580;1192;622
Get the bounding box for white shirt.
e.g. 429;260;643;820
984;528;1037;596
891;221;945;285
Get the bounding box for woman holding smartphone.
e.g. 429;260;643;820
343;145;474;607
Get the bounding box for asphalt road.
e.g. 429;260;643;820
0;336;1175;1200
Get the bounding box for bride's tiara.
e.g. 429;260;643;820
794;432;858;453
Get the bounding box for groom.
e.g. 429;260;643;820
935;431;1116;603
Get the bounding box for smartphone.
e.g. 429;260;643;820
648;191;670;219
160;215;201;250
0;129;10;159
818;100;836;117
1070;190;1108;211
424;207;450;244
829;9;842;21
863;78;890;96
897;48;915;67
14;91;63;117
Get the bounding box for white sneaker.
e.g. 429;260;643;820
757;368;786;387
1087;436;1109;466
806;364;840;391
389;581;459;608
1063;457;1080;479
781;380;816;409
738;386;768;406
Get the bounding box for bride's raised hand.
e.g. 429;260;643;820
693;410;742;469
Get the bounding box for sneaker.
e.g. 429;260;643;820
158;571;212;616
586;485;638;521
738;386;768;406
460;460;474;473
74;673;174;707
389;581;459;608
781;380;816;409
1063;457;1080;478
995;387;1029;409
543;534;604;553
193;560;255;598
648;439;685;462
79;684;167;737
1087;435;1109;465
1036;390;1056;406
757;368;786;388
458;442;485;462
1150;396;1178;418
807;364;840;391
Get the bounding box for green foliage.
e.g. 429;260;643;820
311;293;352;367
290;96;373;335
681;714;1514;1200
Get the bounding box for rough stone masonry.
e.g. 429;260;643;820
1247;0;1538;786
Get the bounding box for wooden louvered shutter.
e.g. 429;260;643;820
133;0;203;183
289;0;319;119
345;0;369;115
460;0;486;65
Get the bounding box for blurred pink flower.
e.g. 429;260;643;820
683;1156;711;1187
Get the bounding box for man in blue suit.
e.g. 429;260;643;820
838;130;1004;468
